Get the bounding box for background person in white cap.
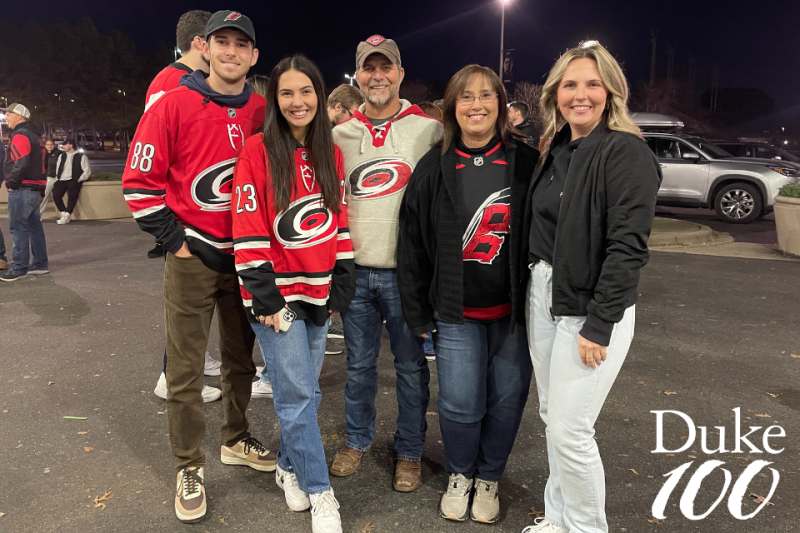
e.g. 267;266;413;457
1;103;49;282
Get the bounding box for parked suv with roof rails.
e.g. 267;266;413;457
631;114;798;223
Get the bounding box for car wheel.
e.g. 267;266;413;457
713;182;763;224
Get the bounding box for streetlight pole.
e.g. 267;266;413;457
345;74;356;86
499;0;507;77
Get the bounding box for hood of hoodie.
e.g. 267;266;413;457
345;100;429;155
13;120;44;138
180;70;253;108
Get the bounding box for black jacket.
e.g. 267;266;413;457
45;149;60;178
519;124;662;345
397;139;540;336
4;121;46;191
516;119;539;148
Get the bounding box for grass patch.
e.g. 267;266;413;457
778;183;800;198
88;172;122;182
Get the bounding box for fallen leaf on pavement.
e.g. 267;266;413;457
767;393;780;398
664;392;677;396
755;414;771;418
63;416;88;420
361;521;375;533
157;411;166;416
529;507;545;518
647;517;660;524
47;382;55;386
84;447;93;452
749;493;774;506
94;492;114;510
638;381;645;385
0;512;5;517
16;444;22;449
78;432;87;435
791;354;799;359
44;468;50;474
629;469;639;475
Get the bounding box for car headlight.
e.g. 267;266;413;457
768;165;800;177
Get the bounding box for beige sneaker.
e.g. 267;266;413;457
175;466;206;523
221;437;277;472
440;473;473;521
471;479;500;523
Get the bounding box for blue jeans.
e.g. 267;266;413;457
434;312;531;481
8;188;48;272
341;266;430;461
423;336;435;354
527;262;635;532
251;318;330;495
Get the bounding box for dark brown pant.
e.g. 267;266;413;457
164;252;256;471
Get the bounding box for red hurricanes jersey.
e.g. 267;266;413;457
144;62;193;111
232;134;355;325
123;86;266;273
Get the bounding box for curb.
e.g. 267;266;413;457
648;217;722;246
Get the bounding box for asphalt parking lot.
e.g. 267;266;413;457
0;218;797;533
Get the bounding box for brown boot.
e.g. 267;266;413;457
393;459;422;492
329;444;372;477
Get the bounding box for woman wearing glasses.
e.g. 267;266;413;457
519;42;661;533
397;64;539;524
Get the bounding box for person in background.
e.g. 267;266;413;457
330;34;443;493
0;138;6;271
232;54;354;533
123;11;270;524
40;139;60;215
327;84;365;127
519;41;661;533
397;64;537;524
417;101;443;122
1;103;48;281
508;101;539;148
145;9;222;404
144;9;212;259
52;138;91;225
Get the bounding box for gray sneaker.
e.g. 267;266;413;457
471;479;500;523
28;268;50;275
440;473;473;521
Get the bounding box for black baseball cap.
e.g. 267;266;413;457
205;10;256;45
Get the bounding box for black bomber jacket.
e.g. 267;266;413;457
520;124;662;345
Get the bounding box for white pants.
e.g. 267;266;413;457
40;177;58;215
526;261;635;533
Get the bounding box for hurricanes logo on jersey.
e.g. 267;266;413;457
274;194;337;248
191;158;236;211
348;157;413;200
462;188;511;264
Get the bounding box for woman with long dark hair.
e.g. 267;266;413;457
232;54;355;533
397;64;539;524
519;41;661;533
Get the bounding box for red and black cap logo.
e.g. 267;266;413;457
348;158;413;200
224;12;242;21
366;35;386;46
273;194;337;249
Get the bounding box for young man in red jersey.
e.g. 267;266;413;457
123;11;269;524
144;9;222;406
144;10;212;112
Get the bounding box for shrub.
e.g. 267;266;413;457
778;183;800;198
88;172;122;182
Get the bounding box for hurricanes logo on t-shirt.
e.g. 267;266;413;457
191;158;236;211
462;188;511;264
274;194;337;248
348;157;413;200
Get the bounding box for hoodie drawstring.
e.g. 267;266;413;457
390;124;399;154
360;124;367;155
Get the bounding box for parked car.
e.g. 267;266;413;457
713;141;800;164
77;132;105;151
631;113;799;223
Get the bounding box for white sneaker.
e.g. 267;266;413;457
276;465;310;511
203;352;221;376
56;212;67;225
522;518;568;532
310;489;342;533
251;380;273;398
440;473;473;521
154;372;221;403
255;365;264;379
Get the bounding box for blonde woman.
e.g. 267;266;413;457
519;42;662;533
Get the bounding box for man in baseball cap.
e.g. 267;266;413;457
330;35;442;493
2;103;49;282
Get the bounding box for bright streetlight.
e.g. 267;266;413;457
499;0;510;77
345;73;356;86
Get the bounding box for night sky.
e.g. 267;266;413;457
14;0;800;109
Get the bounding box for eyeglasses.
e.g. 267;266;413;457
457;92;498;105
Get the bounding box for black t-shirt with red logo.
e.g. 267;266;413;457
455;137;512;320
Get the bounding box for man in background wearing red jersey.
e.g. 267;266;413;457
123;11;270;524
